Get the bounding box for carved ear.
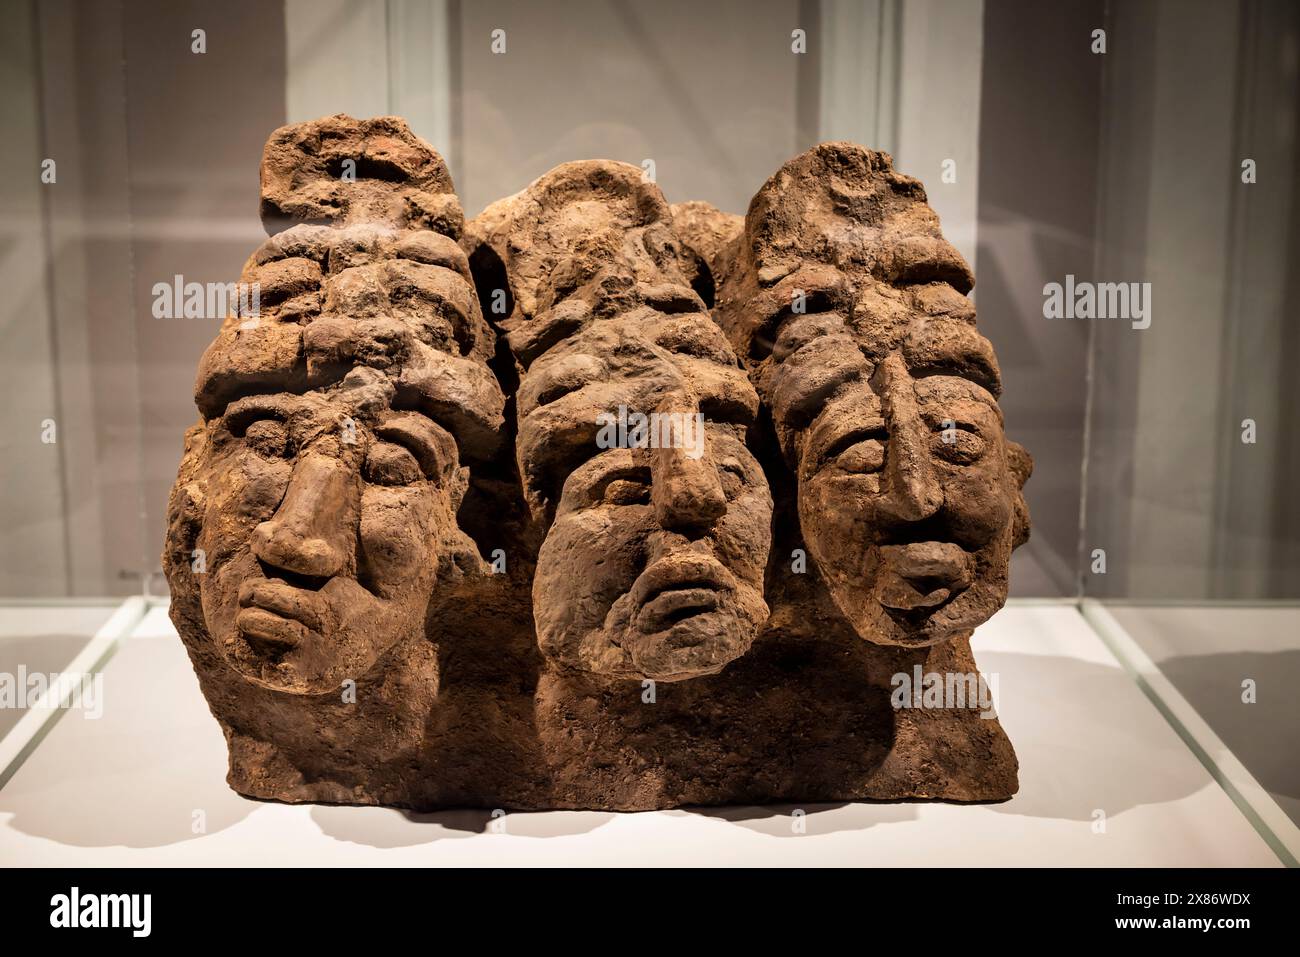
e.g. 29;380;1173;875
449;464;470;513
1006;439;1033;548
165;474;209;591
1007;439;1032;489
162;424;212;620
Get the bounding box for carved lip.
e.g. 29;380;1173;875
878;579;955;611
237;577;326;640
878;591;960;630
632;555;730;631
875;542;971;614
638;588;721;633
633;555;729;605
235;606;307;652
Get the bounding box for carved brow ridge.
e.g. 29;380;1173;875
750;287;842;360
218;377;470;465
374;415;455;478
907;368;1002;411
222;393;298;434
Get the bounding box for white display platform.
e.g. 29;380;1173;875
1105;603;1300;830
0;601;1282;866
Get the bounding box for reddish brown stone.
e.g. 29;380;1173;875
165;122;1029;811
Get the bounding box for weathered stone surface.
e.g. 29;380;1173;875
465;161;770;684
669;200;742;306
166;116;522;807
712;143;1031;648
260;114;464;237
166;122;1030;811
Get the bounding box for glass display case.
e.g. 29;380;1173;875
0;0;1295;867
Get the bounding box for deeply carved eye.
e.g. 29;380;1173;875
658;329;728;361
535;380;584;408
365;442;422;486
932;428;986;466
719;461;748;499
602;478;650;506
819;424;888;476
244;419;290;459
836;438;885;474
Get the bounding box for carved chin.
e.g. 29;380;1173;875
626;619;751;682
833;575;1005;647
208;600;396;696
214;620;346;695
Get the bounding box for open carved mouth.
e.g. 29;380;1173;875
875;541;972;626
639;587;720;630
632;557;729;632
256;559;329;592
879;588;963;630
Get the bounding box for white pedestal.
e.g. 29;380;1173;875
0;602;1280;866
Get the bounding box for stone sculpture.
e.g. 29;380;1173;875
464;161;770;684
166;117;1031;811
165;116;515;806
711;143;1032;650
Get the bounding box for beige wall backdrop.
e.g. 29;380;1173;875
452;0;816;217
4;0;1297;601
4;0;1003;597
2;0;284;597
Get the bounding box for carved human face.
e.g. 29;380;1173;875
512;300;757;518
798;353;1020;646
188;381;470;694
534;424;771;681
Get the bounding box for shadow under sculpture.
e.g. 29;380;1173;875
165;118;1031;811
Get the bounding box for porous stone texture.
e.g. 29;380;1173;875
165;115;533;808
259;114;464;237
712;143;1031;650
165;119;1030;811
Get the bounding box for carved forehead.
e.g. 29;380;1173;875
259;114;463;235
516;337;685;436
516;311;755;430
198;228;504;460
487;161;679;319
522;316;667;375
739;143;973;295
249;223;471;282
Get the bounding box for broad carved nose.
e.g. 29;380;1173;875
252;452;355;579
652;440;727;532
876;354;943;524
